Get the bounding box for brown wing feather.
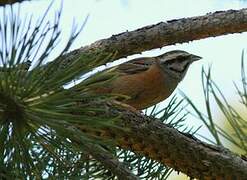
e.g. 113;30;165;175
80;57;157;97
116;57;156;75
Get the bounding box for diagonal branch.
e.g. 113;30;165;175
83;143;139;180
49;8;247;72
77;102;247;179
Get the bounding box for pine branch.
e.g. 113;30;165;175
83;143;139;180
42;8;247;74
184;60;247;154
1;4;246;179
76;102;247;179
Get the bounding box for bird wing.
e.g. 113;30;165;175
75;57;156;92
116;57;156;75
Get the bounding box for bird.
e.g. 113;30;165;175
81;50;201;110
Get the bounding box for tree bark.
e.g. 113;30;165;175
77;102;247;179
51;8;247;71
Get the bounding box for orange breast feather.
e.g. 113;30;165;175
111;64;170;109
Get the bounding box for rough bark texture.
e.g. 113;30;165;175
78;102;247;179
52;8;247;71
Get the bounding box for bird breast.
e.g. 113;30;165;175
111;63;179;109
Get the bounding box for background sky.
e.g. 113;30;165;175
13;0;247;179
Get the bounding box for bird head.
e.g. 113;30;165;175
157;50;201;80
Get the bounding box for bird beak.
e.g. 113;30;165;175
190;54;202;62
